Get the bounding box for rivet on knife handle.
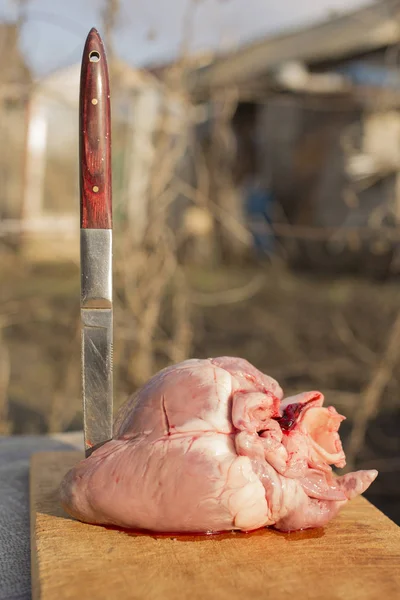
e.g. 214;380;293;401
80;28;113;458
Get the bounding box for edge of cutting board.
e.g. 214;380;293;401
30;450;400;600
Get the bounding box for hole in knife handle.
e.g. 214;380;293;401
89;50;101;62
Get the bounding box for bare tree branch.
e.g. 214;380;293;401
345;308;400;471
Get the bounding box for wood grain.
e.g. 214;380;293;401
30;451;400;600
80;28;112;229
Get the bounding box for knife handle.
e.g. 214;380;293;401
80;28;112;230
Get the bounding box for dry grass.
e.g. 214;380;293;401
1;257;399;432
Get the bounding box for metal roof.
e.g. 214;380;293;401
188;0;400;97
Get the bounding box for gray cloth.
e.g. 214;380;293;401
0;433;83;600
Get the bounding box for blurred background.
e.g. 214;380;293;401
0;0;399;522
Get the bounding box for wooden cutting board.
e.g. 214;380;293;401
30;451;400;600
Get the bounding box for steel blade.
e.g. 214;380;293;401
81;308;113;456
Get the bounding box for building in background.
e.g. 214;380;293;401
187;0;400;275
4;0;400;274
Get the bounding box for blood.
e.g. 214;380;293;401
103;524;231;541
274;403;303;431
101;524;324;542
102;524;272;542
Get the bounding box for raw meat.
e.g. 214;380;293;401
60;357;377;532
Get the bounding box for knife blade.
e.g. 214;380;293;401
79;28;113;458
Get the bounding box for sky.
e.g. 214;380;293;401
0;0;371;78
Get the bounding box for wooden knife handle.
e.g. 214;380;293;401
80;28;112;229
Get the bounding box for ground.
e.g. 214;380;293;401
1;255;399;523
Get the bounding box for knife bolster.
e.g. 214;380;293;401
81;229;112;309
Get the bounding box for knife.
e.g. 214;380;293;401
79;28;113;458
